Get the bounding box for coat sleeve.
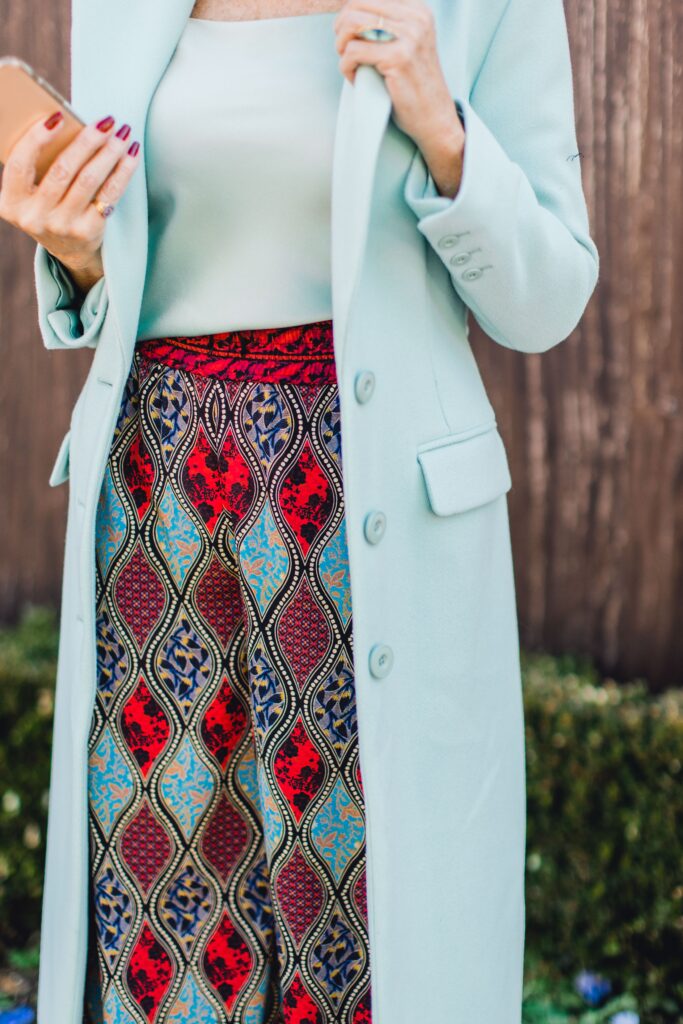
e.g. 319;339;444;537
34;242;109;350
402;0;599;354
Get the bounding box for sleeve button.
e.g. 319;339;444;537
450;252;471;267
437;231;470;249
462;267;483;281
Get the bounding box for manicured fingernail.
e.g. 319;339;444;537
96;115;115;132
115;123;131;141
127;140;140;157
44;111;64;130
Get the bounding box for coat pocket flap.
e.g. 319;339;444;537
417;424;512;516
49;429;71;487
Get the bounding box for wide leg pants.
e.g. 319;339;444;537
84;320;372;1024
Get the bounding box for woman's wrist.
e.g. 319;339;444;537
52;249;105;296
415;108;466;201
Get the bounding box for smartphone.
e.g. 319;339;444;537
0;57;86;183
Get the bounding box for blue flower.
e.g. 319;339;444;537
609;1014;639;1024
0;1009;36;1024
574;969;612;1006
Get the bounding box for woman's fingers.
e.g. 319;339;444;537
0;114;119;232
51;124;136;219
333;0;417;43
0;109;141;279
70;142;141;236
32;116;122;213
0;111;69;209
334;11;404;56
333;0;430;79
335;0;414;21
340;38;423;86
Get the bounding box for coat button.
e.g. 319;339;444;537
438;231;470;249
354;370;375;404
462;267;484;281
449;251;471;266
369;643;394;679
363;510;386;544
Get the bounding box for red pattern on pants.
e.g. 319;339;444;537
84;320;372;1024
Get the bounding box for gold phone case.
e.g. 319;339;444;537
0;57;85;183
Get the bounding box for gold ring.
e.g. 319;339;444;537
93;198;115;218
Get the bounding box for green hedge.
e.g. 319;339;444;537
522;650;683;1020
0;606;58;956
0;608;681;1019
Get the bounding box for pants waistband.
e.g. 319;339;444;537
135;319;336;385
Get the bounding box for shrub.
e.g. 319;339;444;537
523;650;683;1019
0;606;58;956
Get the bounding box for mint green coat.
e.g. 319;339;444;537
33;0;598;1020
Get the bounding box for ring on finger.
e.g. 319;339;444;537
92;198;115;218
354;14;398;42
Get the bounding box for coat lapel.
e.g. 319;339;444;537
331;64;392;371
94;0;392;374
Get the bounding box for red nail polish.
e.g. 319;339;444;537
115;123;131;141
44;111;64;130
96;115;115;132
128;141;140;157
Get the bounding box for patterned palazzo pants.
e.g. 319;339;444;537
84;320;372;1024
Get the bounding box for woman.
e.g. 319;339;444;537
0;0;599;1021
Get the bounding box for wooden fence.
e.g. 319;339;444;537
0;1;681;688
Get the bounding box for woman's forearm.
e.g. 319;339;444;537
334;1;466;201
416;108;466;200
58;249;105;296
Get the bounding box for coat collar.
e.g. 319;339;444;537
98;0;393;374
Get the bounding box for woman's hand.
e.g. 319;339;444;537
0;112;141;294
333;0;465;199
